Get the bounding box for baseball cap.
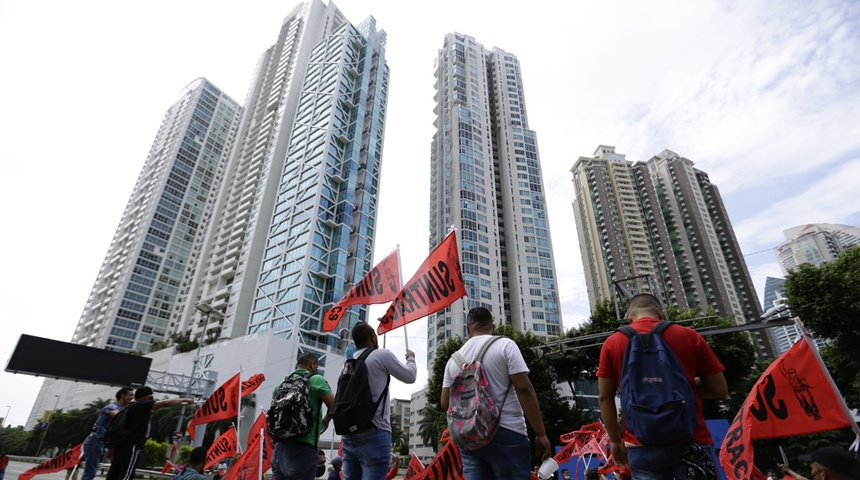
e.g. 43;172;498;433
799;447;860;479
331;456;342;465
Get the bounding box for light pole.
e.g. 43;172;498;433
2;405;10;428
174;303;224;440
36;395;60;456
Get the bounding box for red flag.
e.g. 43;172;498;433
247;412;274;473
720;336;854;480
241;373;266;397
225;429;265;480
19;444;83;480
187;372;241;439
161;461;176;475
169;437;179;461
579;438;606;459
323;250;402;331
377;233;466;334
204;426;238;471
560;422;605;445
404;454;425;480
423;439;463;480
553;440;581;465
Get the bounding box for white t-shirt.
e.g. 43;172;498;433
442;334;530;435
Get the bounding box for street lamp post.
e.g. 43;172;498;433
36;395;60;457
2;405;10;428
174;303;224;442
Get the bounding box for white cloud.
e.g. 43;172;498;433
2;0;859;426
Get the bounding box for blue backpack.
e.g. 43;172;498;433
618;320;698;444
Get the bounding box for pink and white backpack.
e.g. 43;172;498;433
446;336;510;450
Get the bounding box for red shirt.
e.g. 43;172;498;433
596;317;725;445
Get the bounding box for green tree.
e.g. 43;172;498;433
0;425;32;455
417;405;441;454
784;246;860;409
140;438;169;469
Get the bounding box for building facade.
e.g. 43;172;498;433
187;0;389;376
427;33;562;361
71;78;241;353
32;0;389;426
775;223;860;275
571;146;766;353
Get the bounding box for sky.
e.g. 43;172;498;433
2;0;860;429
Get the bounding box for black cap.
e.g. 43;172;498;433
799;447;860;479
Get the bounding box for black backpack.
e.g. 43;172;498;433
267;372;314;441
330;348;389;435
102;407;131;448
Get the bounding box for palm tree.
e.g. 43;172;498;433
417;405;440;453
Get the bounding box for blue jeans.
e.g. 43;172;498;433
81;435;104;480
342;428;391;480
627;443;718;480
271;441;318;480
459;427;530;480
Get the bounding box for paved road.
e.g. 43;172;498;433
5;460;80;480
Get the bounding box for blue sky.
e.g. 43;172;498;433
1;0;859;427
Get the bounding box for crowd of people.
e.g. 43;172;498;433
61;298;858;480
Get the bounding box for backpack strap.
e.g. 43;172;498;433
354;347;391;421
617;320;674;347
452;335;511;408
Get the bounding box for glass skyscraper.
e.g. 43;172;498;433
428;33;563;361
71;79;241;353
188;0;389;374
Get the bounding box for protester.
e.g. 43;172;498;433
561;469;572;480
0;451;9;480
795;447;860;480
105;387;193;480
597;293;728;480
317;450;327;478
174;447;207;480
385;454;399;480
81;387;133;480
64;467;79;480
328;456;343;480
214;461;227;480
270;353;334;480
341;322;417;480
441;307;552;480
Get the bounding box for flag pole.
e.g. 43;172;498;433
397;245;408;351
258;427;264;478
797;319;860;450
237;368;242;447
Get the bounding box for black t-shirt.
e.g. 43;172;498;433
123;399;156;447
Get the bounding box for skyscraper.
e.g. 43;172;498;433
71;78;241;353
428;33;563;361
187;0;389;372
31;0;389;428
571;146;766;353
775;223;860;274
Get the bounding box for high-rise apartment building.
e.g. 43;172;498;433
71;79;241;353
775;223;860;275
427;33;562;361
187;0;389;372
30;0;389;427
571;146;763;336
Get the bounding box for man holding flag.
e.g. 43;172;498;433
106;387;193;480
340;322;417;480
